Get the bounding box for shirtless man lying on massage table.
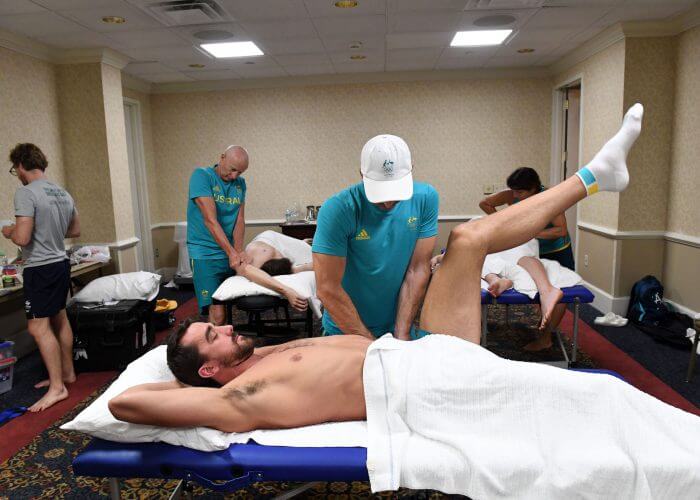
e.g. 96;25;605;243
111;104;647;431
231;230;314;311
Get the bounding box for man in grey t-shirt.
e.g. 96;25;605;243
2;143;81;412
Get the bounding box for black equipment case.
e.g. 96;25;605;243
68;299;156;372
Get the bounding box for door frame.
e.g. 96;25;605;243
549;73;584;261
123;97;154;271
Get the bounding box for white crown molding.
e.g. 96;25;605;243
549;23;625;76
578;222;700;248
54;47;131;69
150;67;550;94
122;73;152;94
0;27;53;62
675;3;700;33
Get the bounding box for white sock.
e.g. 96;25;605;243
576;103;644;195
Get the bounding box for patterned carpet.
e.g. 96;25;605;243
0;302;594;499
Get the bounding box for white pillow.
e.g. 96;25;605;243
212;271;321;318
61;345;367;451
72;271;161;303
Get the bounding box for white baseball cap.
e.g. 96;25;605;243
360;134;413;203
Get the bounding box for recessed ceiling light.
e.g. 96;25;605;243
473;15;516;27
335;0;358;7
193;29;234;41
517;48;535;53
188;63;206;68
200;41;264;58
102;16;125;24
349;41;363;49
350;54;366;60
450;29;512;47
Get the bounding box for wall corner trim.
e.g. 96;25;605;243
109;237;140;250
578;222;700;248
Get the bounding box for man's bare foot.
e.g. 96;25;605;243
34;373;76;389
28;385;69;412
524;332;553;352
487;278;513;298
538;286;564;330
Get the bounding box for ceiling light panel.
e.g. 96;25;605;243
450;29;512;46
200;41;264;58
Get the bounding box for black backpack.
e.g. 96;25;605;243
628;275;692;350
627;275;669;324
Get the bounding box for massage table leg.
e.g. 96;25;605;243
572;298;580;366
481;304;489;346
686;327;698;382
108;478;120;500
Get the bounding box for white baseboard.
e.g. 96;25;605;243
156;267;176;283
581;280;700;320
665;299;700;320
580;280;630;315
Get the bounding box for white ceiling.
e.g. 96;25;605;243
0;0;696;83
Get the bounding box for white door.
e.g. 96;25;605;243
123;100;154;271
562;86;581;254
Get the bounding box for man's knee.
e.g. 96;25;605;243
209;305;226;325
27;318;53;339
448;221;488;254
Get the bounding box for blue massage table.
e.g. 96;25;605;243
72;369;626;499
73;439;369;499
480;285;595;367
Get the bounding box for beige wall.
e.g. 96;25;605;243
556;40;626;230
618;37;677;232
56;63;117;243
149;78;552;223
576;228;616;293
0;47;65;258
667;26;700;237
663;241;700;312
615;238;666;296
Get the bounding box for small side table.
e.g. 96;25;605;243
279;222;316;240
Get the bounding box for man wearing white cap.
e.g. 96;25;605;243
312;135;439;340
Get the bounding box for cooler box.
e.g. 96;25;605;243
0;353;16;395
67;300;156;372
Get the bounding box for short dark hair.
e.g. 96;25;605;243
506;167;541;192
166;318;220;387
9;143;48;172
260;258;293;276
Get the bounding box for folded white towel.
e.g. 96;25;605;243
363;334;700;498
252;230;312;265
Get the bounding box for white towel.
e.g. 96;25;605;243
363;334;700;499
481;240;581;298
252;230;312;265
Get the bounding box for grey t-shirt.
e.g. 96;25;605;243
14;178;76;268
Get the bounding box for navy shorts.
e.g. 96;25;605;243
540;245;576;271
23;259;71;319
